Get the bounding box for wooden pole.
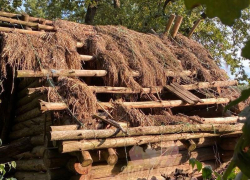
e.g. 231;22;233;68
188;19;202;38
201;116;246;124
16;159;46;171
51;124;242;141
0;16;54;30
164;14;176;36
16;69;107;78
79;151;93;167
171;15;183;38
104;148;118;165
14;146;46;159
28;80;238;94
50;125;79;131
59;131;242;152
41;98;230;112
80;55;95;61
31;135;45;146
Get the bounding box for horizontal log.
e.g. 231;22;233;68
44;157;69;169
80;55;95;61
0;11;53;24
16;159;46;171
0;137;33;163
16;69;107;78
77;42;84;48
0;26;46;35
50;125;79;131
10;122;52;140
59;131;242;152
51;124;243;141
15;172;47;180
15;107;42;122
41;98;230;112
31;135;45;146
0;16;54;30
14;146;46;159
201;116;246;124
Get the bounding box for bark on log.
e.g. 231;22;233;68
15;172;47;180
219;137;239;150
59;131;241;152
12;114;50;131
67;158;92;174
10;122;51;140
16;69;107;78
16;159;46;171
164;14;176;35
51;124;242;141
0;16;54;30
80;55;95;61
15;107;42;123
171;16;183;38
41;98;230;112
0;137;33;163
188;19;202;38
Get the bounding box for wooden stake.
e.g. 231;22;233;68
51;124;242;141
16;69;107;78
164;14;176;36
59;131;242;152
171;16;183;38
188;19;202;38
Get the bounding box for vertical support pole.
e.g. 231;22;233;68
188;19;202;38
22;13;32;30
171;15;183;38
164;14;176;36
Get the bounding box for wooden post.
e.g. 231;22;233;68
80;151;93;167
16;159;46;171
22;13;32;30
171;15;183;38
164;14;176;36
188;19;202;38
103;148;118;165
180;139;196;151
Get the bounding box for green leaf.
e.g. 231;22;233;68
184;0;250;25
196;160;202;172
214;171;222;180
242;40;250;59
225;88;250;110
202;165;213;179
11;161;16;169
189;158;196;169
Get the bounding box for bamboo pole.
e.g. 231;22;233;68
16;69;107;78
171;15;183;38
16;159;46;171
188;19;202;38
80;55;95;61
51;124;242;141
59;131;242;152
164;14;176;35
41;98;230;112
0;16;54;30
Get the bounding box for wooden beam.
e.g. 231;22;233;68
0;26;46;35
201;116;246;124
188;19;202;38
50;124;243;141
164;14;176;36
59;131;242;152
171;15;183;38
0;16;54;30
80;55;95;61
16;69;107;78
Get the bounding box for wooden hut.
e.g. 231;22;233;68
0;11;246;180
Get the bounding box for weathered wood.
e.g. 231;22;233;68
164;14;176;35
165;85;194;104
0;137;33;163
80;55;95;61
10;122;51;140
50;125;79;131
180;139;196;151
12;114;50;131
16;159;46;171
219;137;239;150
41;98;230;112
15;172;47;180
104;148;118;165
59;131;242;152
171;16;183;38
51;124;242;141
201;116;245;124
188;19;202;38
15;107;42;122
0;16;54;30
67;158;92;174
16;69;107;78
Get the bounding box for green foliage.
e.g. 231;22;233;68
202;165;213;179
242;40;250;59
184;0;250;26
189;158;202;172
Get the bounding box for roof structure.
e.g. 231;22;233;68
0;11;247;180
